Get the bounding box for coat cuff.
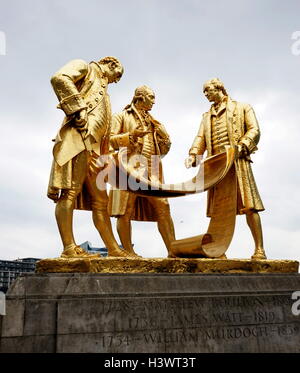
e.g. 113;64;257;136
158;136;171;146
59;93;86;115
239;136;258;153
189;147;199;155
110;133;130;149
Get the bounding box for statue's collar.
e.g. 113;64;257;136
90;61;105;78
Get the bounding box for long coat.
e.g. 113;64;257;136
108;106;171;221
189;97;264;216
48;59;111;210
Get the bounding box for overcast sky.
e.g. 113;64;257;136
0;0;300;262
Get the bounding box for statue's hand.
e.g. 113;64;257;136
47;191;59;203
237;144;249;159
185;155;196;169
131;129;150;139
152;121;164;136
74;108;88;128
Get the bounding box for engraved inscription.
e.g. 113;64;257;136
60;294;300;351
91;324;300;350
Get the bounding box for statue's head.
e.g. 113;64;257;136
203;78;228;103
98;56;123;83
132;85;155;111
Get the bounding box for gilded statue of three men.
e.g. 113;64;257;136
47;56;266;261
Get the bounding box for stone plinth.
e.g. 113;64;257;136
1;272;300;353
36;257;299;274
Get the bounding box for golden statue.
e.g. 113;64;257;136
47;56;130;258
185;78;266;260
108;86;176;257
38;74;299;274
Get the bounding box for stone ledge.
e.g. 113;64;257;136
36;257;299;274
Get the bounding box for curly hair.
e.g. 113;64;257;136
203;78;228;96
98;56;122;67
132;85;153;103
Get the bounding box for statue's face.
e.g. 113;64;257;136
106;63;124;83
203;84;220;103
141;90;155;111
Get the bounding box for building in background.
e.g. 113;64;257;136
0;258;40;293
0;243;109;293
80;241;108;257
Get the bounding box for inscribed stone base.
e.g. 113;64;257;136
1;273;300;353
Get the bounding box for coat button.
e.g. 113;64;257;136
95;98;99;103
99;91;103;95
89;104;93;108
101;84;106;88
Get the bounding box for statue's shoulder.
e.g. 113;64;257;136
63;58;88;70
234;100;252;111
122;106;134;117
70;58;87;65
112;109;129;122
53;59;89;80
201;110;210;119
